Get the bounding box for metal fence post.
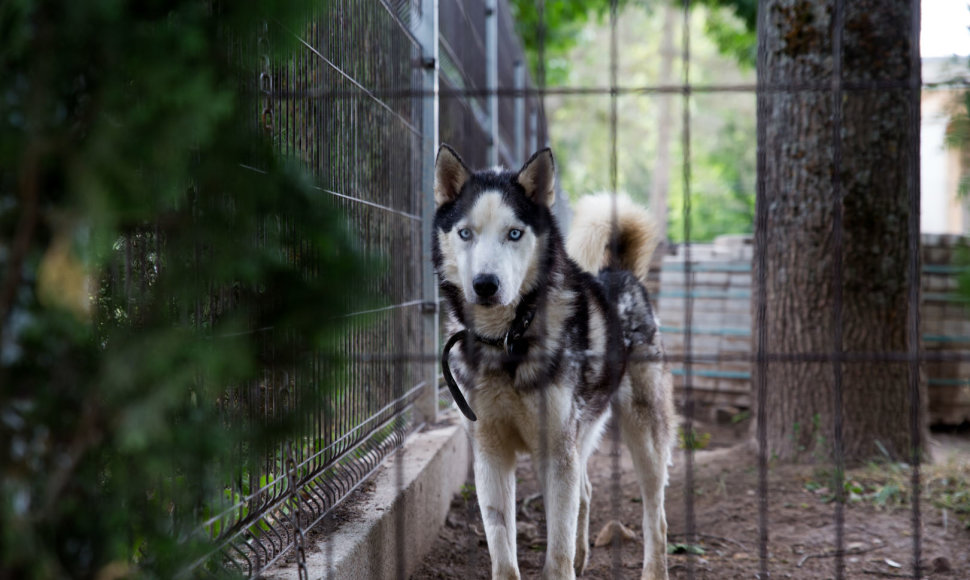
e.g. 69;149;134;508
514;59;525;164
485;0;499;166
415;0;439;425
529;109;538;158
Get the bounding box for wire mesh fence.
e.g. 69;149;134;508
202;2;427;575
104;1;553;576
217;3;426;574
125;0;970;577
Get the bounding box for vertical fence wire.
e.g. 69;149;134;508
680;1;697;578
607;0;624;577
535;3;551;579
830;0;847;578
754;1;770;577
907;0;924;577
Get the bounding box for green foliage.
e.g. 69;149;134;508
668;109;757;242
509;0;756;84
1;1;376;578
540;4;756;242
694;0;757;67
667;542;705;555
698;0;756;30
509;0;632;86
677;426;712;450
944;90;970;198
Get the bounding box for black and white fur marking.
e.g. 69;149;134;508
433;145;675;580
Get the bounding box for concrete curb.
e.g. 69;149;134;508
264;415;470;580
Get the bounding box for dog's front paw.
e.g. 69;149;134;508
492;564;521;580
542;555;577;580
640;553;669;580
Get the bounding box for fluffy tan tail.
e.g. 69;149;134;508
565;193;661;284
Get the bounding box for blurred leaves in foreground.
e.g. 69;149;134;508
1;1;375;577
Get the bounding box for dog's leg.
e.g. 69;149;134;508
474;444;520;580
574;466;592;576
618;410;670;580
537;447;580;580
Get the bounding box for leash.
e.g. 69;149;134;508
440;293;540;422
441;330;477;421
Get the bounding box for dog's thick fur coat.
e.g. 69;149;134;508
433;145;675;579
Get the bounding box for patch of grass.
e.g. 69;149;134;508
804;459;970;527
678;427;712;451
667;543;705;555
460;483;476;502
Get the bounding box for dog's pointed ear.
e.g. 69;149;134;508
435;144;472;207
517;148;556;207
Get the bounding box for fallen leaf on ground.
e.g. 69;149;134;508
593;520;638;547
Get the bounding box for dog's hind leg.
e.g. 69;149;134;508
574;466;592;575
617;387;672;580
474;443;521;580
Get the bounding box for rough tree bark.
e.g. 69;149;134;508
754;0;927;464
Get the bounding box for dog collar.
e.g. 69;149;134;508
470;289;540;356
470;305;535;357
440;292;540;421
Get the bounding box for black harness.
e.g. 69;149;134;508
440;293;540;421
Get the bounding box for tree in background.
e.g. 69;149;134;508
510;0;927;466
1;1;373;577
755;1;926;464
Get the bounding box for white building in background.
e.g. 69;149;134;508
922;56;970;234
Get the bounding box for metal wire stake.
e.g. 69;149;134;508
830;0;847;577
754;1;771;577
607;1;623;578
907;0;924;577
680;1;697;578
287;443;309;580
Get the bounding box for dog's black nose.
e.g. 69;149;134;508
472;273;499;298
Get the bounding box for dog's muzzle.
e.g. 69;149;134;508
472;273;499;299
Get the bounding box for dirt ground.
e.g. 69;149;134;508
410;415;970;579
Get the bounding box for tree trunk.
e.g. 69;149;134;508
754;0;927;464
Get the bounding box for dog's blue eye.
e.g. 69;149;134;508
458;228;472;240
508;228;523;241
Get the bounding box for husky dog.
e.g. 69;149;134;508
433;145;675;580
